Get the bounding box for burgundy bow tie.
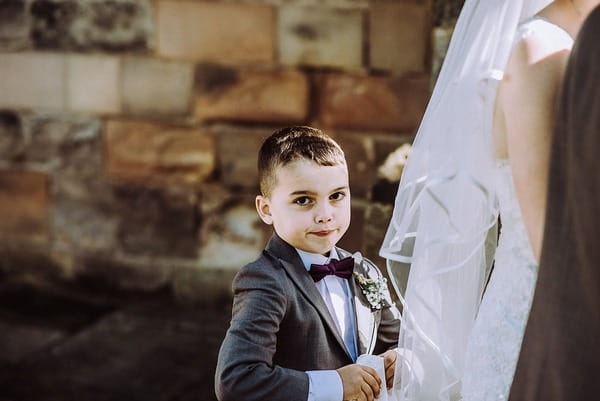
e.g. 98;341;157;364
309;257;355;282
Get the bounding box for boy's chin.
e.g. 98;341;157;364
302;240;337;255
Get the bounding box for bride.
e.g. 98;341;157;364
380;1;598;400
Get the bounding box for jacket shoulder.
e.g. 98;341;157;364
233;250;289;290
337;248;385;280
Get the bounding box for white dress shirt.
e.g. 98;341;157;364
296;248;358;401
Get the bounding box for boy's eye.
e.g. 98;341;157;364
294;196;313;206
330;191;346;201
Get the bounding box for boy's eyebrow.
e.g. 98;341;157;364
288;186;349;196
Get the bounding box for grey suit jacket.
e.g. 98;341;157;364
215;234;401;401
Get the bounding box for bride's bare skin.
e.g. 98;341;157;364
493;0;599;261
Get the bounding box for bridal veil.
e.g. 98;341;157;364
380;0;552;400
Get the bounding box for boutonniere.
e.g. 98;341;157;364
354;272;387;311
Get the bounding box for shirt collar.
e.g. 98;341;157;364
296;248;339;272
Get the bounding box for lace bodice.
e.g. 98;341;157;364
494;160;537;265
461;160;538;401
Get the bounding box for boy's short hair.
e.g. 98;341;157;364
258;126;346;197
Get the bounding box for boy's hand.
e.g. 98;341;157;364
379;349;397;389
336;364;381;401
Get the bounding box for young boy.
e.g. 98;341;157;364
215;126;400;401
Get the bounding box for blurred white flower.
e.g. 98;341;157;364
378;143;412;183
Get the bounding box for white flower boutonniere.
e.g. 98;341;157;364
354;272;388;311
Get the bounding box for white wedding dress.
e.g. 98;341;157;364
460;19;573;401
460;160;537;401
383;7;571;400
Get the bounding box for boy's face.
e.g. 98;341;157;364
256;159;351;255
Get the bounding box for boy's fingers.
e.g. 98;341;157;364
364;366;381;385
361;382;375;401
361;367;381;396
382;349;397;368
385;363;395;387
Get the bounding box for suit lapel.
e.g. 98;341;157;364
350;275;378;355
265;235;352;361
339;248;379;355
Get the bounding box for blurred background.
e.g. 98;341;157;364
0;0;463;399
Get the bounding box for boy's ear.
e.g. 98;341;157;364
255;195;273;225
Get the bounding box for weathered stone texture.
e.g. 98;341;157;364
331;132;375;199
23;114;103;173
172;267;238;304
156;1;275;63
198;201;269;270
20;114;118;254
213;126;269;189
113;185;199;258
194;65;309;123
278;6;363;70
121;57;194;117
361;202;393;266
0;170;49;245
0;0;29;51
0;110;24;163
77;252;173;291
337;201;366;254
66;55;121;114
318;73;430;132
31;0;151;51
53;199;118;255
0;52;65;110
104;120;216;185
370;2;430;75
30;0;77;49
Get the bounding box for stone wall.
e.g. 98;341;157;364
0;0;462;303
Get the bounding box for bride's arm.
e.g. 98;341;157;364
497;33;570;261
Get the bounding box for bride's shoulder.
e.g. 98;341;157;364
504;18;572;83
514;17;573;59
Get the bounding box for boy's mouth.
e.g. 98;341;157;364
312;230;334;237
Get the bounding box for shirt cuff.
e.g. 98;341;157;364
306;370;343;401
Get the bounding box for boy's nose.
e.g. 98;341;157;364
314;204;334;224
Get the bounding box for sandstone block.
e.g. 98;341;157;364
331;132;374;199
194;65;309;123
0;52;65;110
0;0;29;51
278;6;363;70
53;199;118;254
78;252;173;291
156;1;275;63
0;111;24;162
318;73;430;132
113;184;198;258
121;57;193;117
104;120;215;185
66;54;121;114
370;2;431;75
0;170;49;245
214;126;270;189
198;202;268;269
30;0;77;49
30;0;151;51
337;201;366;254
172;266;238;305
362;201;406;300
23;113;103;173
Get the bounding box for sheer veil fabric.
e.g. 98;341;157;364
380;1;552;400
